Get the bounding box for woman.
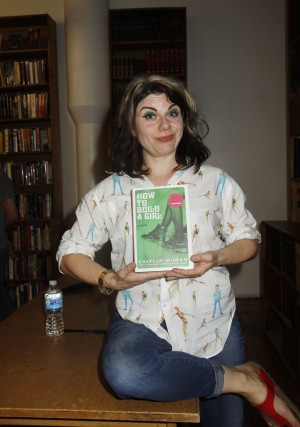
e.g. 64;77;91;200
57;75;300;427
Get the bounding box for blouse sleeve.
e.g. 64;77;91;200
56;185;109;270
218;173;261;246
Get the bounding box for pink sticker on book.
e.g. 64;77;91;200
168;192;184;208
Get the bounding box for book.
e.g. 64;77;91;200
8;31;22;50
132;185;193;272
27;28;40;48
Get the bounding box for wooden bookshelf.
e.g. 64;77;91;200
260;2;300;388
261;221;300;387
109;7;187;113
287;0;300;221
0;14;62;308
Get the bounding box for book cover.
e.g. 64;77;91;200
132;185;193;272
8;31;22;50
27;28;40;49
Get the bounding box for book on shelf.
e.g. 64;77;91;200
132;185;193;272
8;31;22;50
27;28;40;49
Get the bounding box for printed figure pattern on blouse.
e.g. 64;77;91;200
57;164;260;359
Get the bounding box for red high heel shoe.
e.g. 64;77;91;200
252;362;300;427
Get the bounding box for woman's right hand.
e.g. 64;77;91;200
59;254;166;292
103;262;167;291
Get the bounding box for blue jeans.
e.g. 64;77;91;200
102;313;246;427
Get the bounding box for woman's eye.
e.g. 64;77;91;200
167;110;180;118
143;112;156;120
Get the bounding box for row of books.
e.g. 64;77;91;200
16;193;52;219
145;49;185;75
112;49;185;78
0;58;48;87
0;28;43;51
111;18;159;42
7;252;51;280
10;223;50;252
0;127;51;153
0;91;49;119
112;56;146;78
2;160;52;185
111;16;185;42
8;281;46;309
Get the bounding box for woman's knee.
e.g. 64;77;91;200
101;317;170;399
102;338;149;398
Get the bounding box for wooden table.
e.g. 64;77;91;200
0;277;200;426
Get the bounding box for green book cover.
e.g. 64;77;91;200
132;185;193;272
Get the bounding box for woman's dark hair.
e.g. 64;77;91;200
110;74;210;177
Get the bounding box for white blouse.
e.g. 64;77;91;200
57;165;261;358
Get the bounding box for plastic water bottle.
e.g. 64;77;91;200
45;280;64;336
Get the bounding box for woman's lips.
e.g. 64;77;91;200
156;134;174;142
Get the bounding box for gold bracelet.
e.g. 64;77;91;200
97;269;115;295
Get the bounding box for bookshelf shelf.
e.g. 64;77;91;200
261;221;300;387
0;14;62;309
0;84;50;90
111;38;186;45
109;7;187;113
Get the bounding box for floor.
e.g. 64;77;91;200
181;297;300;427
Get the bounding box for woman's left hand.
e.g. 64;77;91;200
164;251;219;281
164;239;259;281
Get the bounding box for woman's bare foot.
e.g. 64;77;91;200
223;362;300;427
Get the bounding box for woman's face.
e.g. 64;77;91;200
133;93;184;162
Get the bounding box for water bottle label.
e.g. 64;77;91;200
45;294;63;310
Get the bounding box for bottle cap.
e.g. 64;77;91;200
49;280;57;286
